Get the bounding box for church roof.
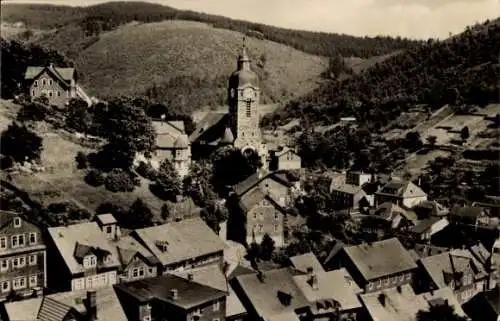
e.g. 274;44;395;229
230;41;259;88
174;134;190;148
220;126;235;145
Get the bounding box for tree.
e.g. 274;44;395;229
405;131;423;151
161;203;170;220
417;301;467;321
426;135;437;148
183;161;217;206
460;126;470;141
0;122;43;163
200;200;229;234
260;233;276;261
16;101;49;122
105;168;137;192
65;99;92;135
126;198;154;229
153;160;182;200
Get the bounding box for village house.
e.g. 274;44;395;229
330;184;369;212
449;205;491;226
224;263;252;321
463;286;500;321
371;202;418;230
289;252;325;274
345;171;373;187
24;64;92;107
374;178;427;208
46;222;120;292
410;217;450;241
151;120;191;178
131;218;225;274
226;170;301;247
360;285;467;321
337;238;418;293
0;211;46;301
418;249;490;304
412;200;449;219
268;147;301;171
115;271;227;321
2;287;127;321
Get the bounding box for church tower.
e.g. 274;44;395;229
228;38;262;153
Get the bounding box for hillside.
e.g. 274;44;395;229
1;1;423;58
264;18;500;129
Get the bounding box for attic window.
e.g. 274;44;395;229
156;240;169;252
13;217;21;228
34;80;38;87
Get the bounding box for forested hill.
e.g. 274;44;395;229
263;18;500;130
1;1;423;58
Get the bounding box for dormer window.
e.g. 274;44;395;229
13;217;21;228
156;240;169;252
83;255;97;269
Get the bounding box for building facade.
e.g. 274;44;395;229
0;211;46;301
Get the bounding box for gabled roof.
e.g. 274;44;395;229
113;235;159;267
450;206;485;218
95;213;117;225
289;252;325;274
331;183;365;196
233;170;295;197
234;268;309;319
374;202;417;223
412;200;449;216
292;269;362;313
469;242;491;266
189;112;227;143
172;264;228;292
24;65;75;88
4;287;127;321
116;274;226;309
153;120;186;149
323;239;346;266
376;179;426;198
411;217;446;234
48;222;120;275
133;217;225;267
419;249;487;289
343;238;417;281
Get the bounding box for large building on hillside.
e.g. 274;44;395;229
189;38;301;171
24;64;92;107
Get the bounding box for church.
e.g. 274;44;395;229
189;39;300;171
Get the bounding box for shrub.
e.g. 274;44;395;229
84;169;105;187
0;155;14;170
68;208;92;221
105;168;136;192
136;161;157;180
16;102;48;122
0;122;43;163
75;151;88;169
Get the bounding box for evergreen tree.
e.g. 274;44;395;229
0;122;43;163
260;233;276;261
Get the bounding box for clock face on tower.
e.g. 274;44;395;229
242;88;254;100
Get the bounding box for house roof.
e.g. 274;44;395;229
413;244;450;259
4;287;127;321
292;269;362;314
376;180;426;198
420;249;487;289
228;264;256;281
24;66;75;88
227;283;248;318
411;217;444;234
189;113;227;143
343;238;417;281
374;202;417;223
240;187;267;211
268;312;301;321
235;268;309;319
412;200;449;216
48;222;120;275
172;264;228;292
450;206;485;218
289;252;325;274
469;242;491;266
116;274;226;309
417;287;467;317
95;213;117;225
113;235;159;267
323;239;346;266
133;217;225;267
463;287;500;321
332;183;365;196
153;120;186;149
233;170;295;197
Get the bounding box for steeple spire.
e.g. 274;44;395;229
238;36;251;71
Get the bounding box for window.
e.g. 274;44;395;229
274;224;278;233
139;267;145;277
18;235;25;247
101;273;107;286
384;277;390;285
42;79;46;86
48;79;53;86
399;274;405;282
48;91;53;97
213;300;220;311
275;213;279;220
87;277;93;289
148;267;154;275
29;233;37;245
405;274;411;281
2;281;10;293
29;254;37;265
29;275;37;287
0;237;6;249
57;91;61;97
367;283;374;290
74;279;84;291
12;258;18;268
14;217;21;228
32;90;36;96
34;80;38;87
11;235;18;248
253;213;257;219
106;226;112;234
13;277;26;290
19;256;25;268
1;260;8;272
246;101;251;117
91;256;97;266
133;268;139;278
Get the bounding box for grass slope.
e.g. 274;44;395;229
40;20;328;113
0;99;164;215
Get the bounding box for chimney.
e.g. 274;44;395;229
49;63;54;69
306;266;314;275
170;289;178;300
396;285;402;294
418;177;422;186
378;293;386;307
187;273;194;282
309;274;319;291
86;290;97;321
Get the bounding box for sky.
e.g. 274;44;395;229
3;0;499;39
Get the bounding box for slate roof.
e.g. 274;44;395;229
332;183;364;195
413;244;449;258
450;206;485;219
189;113;227;143
172;264;228;292
411;217;445;234
113;235;159;267
412;200;449;216
233;170;294;197
419;249;487;289
116;274;226;309
376;180;426;198
133;218;225;267
374;202;417;224
343;238;417;281
469;242;491;266
153;120;186;149
48;222;120;275
95;213;117;225
234;268;309;319
4;287;127;321
292;269;362;314
289;252;325;274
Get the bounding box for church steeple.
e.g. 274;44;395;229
237;37;251;71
